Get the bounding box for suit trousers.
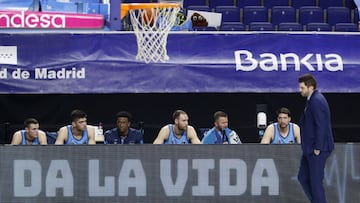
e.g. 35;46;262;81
298;151;331;203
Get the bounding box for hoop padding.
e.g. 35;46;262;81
124;3;180;63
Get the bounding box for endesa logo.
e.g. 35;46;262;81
0;10;104;29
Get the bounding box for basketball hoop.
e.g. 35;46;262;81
121;3;181;63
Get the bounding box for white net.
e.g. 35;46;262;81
128;5;180;63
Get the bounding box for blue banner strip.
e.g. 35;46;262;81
0;32;359;93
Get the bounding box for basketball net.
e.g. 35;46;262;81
128;6;180;63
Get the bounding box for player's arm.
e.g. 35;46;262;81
293;124;301;144
55;126;68;145
153;125;170;144
260;124;274;144
87;125;96;144
201;130;213;144
11;131;22;145
187;126;201;144
38;130;48;145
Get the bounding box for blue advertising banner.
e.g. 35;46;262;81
0;32;359;93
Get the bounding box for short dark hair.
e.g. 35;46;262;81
172;110;187;121
24;118;39;128
276;107;291;117
298;74;317;89
116;111;132;122
213;111;228;122
71;109;87;122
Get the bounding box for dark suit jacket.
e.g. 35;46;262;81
300;90;334;155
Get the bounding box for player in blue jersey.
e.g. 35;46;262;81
260;107;301;144
11;118;47;145
202;111;242;144
104;111;143;144
153;110;201;144
55;109;96;145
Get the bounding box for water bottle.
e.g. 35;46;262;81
229;130;241;144
98;122;103;136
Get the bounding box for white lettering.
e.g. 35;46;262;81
316;54;323;71
0;14;10;27
0;11;65;28
11;12;24;28
0;68;8;79
39;14;51;28
26;14;39;28
89;160;115;196
259;53;278;71
35;67;85;79
235;50;258;71
35;68;47;79
12;158;281;198
235;50;344;71
12;68;29;79
52;14;66;28
160;159;188;196
280;53;301;71
45;160;74;197
118;159;146;196
14;160;41;197
251;159;279;195
192;159;215;196
219;159;247;196
325;54;343;71
299;53;315;71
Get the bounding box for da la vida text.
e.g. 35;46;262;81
0;67;85;79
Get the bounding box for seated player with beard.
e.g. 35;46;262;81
261;107;301;144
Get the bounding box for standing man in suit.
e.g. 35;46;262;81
297;74;334;203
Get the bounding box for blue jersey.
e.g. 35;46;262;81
272;122;297;144
21;130;39;145
104;128;144;144
65;125;88;145
164;124;189;144
201;127;242;144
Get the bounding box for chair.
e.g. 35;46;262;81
46;131;58;144
319;0;343;8
187;5;211;12
306;22;331;31
198;128;210;141
278;22;303;31
299;6;324;25
345;0;357;9
292;0;316;9
334;23;358;31
215;6;240;22
209;0;234;9
264;0;290;8
220;22;245;31
249;22;274;31
354;9;359;24
184;0;207;9
243;6;268;25
327;7;351;26
271;6;296;25
237;0;262;8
